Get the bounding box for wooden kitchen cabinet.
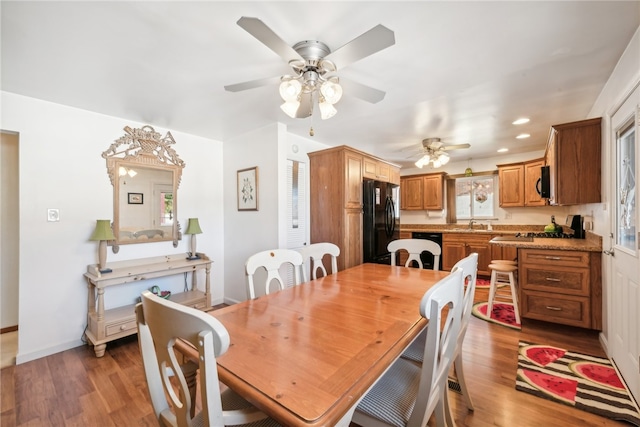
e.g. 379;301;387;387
310;146;399;271
523;158;546;206
519;248;602;329
545;117;601;206
363;155;399;184
498;162;524;207
442;232;493;276
400;172;446;210
498;158;546;207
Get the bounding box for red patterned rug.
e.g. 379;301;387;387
516;341;640;426
471;301;521;330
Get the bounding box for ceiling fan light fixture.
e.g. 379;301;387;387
415;156;428;168
280;100;300;118
438;152;450;165
279;78;302;102
320;80;343;104
318;98;337;120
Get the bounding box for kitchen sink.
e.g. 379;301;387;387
450;228;492;232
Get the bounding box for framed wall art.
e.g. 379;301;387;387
128;192;144;204
237;166;258;211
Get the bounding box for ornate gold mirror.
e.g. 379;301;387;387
102;125;185;252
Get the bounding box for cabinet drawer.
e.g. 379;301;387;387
106;318;137;337
520;266;589;296
520;249;589;268
521;290;590;328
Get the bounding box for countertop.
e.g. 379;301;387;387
400;224;603;252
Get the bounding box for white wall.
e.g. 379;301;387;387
400;150;573;227
1;91;224;363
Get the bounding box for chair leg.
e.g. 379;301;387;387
444;385;456;427
454;352;474;411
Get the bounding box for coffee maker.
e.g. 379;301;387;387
566;215;585;238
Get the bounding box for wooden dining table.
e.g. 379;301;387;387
197;263;448;426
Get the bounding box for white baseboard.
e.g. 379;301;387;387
16;339;85;365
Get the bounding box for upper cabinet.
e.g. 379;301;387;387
400;172;446;210
545;117;602;206
497;158;546;207
523;158;546;207
497;162;524;207
363;156;400;185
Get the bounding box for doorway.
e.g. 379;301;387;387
1;130;19;367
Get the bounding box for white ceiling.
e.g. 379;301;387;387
2;1;639;168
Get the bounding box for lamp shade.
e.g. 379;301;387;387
185;218;203;235
90;220;115;241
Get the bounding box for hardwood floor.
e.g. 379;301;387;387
1;290;633;426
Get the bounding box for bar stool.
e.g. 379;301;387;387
487;261;521;324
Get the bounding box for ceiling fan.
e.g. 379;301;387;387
413;138;471;168
224;17;395;120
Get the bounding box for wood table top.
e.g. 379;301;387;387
209;263;449;426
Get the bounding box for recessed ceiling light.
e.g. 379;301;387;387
512;118;530;125
498;148;509;153
516;133;530;139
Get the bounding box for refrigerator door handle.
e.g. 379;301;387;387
385;196;395;238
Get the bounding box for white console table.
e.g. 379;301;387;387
84;253;212;357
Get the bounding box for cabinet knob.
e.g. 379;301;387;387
120;325;126;331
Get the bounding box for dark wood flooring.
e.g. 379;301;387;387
1;291;633;426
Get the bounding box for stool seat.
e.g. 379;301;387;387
487;261;520;325
488;263;518;272
490;259;517;266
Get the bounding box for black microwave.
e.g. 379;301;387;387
537;165;550;198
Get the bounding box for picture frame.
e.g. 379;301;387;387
128;192;143;205
237;166;258;211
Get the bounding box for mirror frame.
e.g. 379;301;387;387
102;125;185;252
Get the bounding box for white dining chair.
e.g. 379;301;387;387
388;238;442;270
352;268;464;427
297;242;340;281
245;249;304;299
401;252;479;423
135;290;281;427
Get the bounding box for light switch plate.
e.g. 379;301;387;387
47;208;60;222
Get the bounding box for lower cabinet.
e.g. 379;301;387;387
519;248;602;330
442;233;493;276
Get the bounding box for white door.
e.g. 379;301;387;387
609;84;640;403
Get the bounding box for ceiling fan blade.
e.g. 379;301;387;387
443;143;471;151
295;92;314;118
324;24;395;69
339;78;386;103
224;76;281;92
237;17;303;63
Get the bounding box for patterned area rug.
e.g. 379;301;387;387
516;341;640;426
471;301;521;330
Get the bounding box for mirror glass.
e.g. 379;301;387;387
103;125;184;250
114;162;177;243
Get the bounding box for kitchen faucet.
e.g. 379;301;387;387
468;218;476;230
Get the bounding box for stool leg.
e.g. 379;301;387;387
508;271;521;324
488;269;498;317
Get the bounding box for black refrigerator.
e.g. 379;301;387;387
363;180;400;264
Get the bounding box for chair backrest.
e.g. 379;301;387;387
409;269;464;427
245;249;304;299
135;290;230;426
387;238;442;270
451;252;479;349
297;242;340;281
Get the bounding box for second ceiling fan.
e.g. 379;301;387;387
224;17;395;120
414;138;471;168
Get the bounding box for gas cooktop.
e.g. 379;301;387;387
515;232;575;239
